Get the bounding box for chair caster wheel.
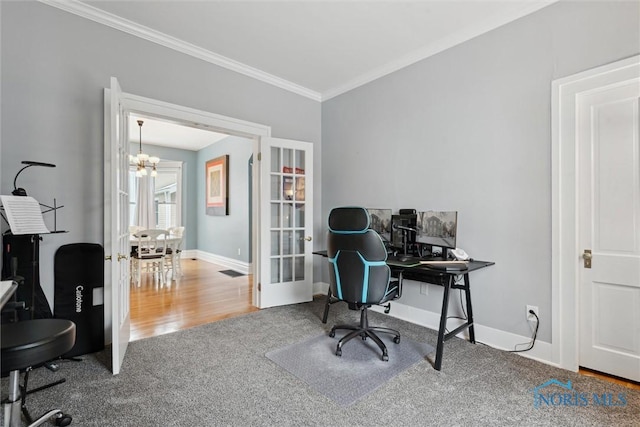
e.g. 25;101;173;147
335;348;342;357
55;413;72;426
329;330;335;338
393;336;401;344
382;353;389;362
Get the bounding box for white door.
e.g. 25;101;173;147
258;137;314;308
104;77;131;375
577;78;640;382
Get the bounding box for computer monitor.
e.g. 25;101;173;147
415;211;457;252
390;213;417;251
366;208;392;242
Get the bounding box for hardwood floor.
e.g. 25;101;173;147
579;367;640;391
130;259;639;390
130;258;258;341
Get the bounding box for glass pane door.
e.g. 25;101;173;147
269;146;307;284
259;137;313;308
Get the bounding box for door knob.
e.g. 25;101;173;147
117;253;128;261
583;249;592;268
305;236;312;241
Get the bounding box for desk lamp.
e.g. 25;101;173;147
12;161;56;196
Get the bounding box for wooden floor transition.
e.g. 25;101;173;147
130;258;258;341
130;258;639;390
579;367;640;391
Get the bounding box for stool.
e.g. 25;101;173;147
2;319;76;426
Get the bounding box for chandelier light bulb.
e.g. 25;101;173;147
131;119;159;178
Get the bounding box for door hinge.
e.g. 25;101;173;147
258;282;261;291
257;152;262;161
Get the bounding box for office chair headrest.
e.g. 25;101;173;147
328;207;370;234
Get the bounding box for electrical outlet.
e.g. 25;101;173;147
420;284;428;295
526;305;539;322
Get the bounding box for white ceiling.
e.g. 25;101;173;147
129;114;228;151
52;0;557;101
50;0;557;148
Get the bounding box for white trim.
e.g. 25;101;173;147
313;281;328;297
194;250;250;275
371;301;555;366
551;55;640;372
41;0;555;102
39;0;321;102
315;279;556;366
121;92;271;138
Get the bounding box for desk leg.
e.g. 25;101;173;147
434;275;453;371
322;288;332;324
463;273;475;344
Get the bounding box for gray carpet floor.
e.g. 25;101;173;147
2;297;639;426
266;332;434;406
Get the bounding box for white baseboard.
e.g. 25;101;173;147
192;250;250;275
313;281;329;296
314;281;557;368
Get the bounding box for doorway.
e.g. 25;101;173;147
106;82;315;374
125;112;255;340
552;55;640;381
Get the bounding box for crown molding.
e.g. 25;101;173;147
38;0;322;102
40;0;556;103
322;0;557;101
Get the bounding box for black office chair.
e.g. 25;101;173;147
2;318;76;426
326;206;401;361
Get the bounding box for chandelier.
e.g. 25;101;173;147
130;119;159;177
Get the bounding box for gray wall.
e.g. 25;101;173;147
197;136;253;261
321;1;640;342
0;1;321;308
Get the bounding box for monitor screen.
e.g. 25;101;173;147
390;214;417;250
415;211;457;250
366;208;392;242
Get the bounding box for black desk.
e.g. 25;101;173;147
388;258;494;370
314;250;494;371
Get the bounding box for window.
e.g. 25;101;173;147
129;162;183;229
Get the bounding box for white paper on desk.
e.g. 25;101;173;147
0;195;50;235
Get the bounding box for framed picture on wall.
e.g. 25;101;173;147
205;155;229;216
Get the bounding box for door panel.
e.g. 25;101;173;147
259;137;313;308
105;77;131;375
578;79;640;381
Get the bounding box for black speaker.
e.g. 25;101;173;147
54;243;105;357
399;209;416;215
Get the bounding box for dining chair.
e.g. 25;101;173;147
164;227;184;280
131;229;169;287
129;225;144;236
164;235;183;280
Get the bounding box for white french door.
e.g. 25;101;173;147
258;137;314;308
104;77;131;375
105;82;311;370
577;77;640;382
